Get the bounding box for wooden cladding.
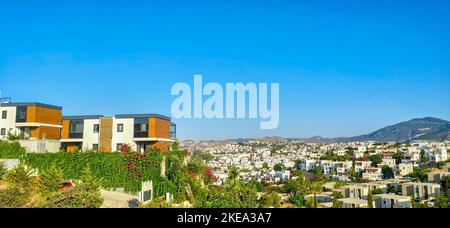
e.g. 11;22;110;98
26;105;62;125
31;126;61;139
23;105;63;139
61;119;70;139
99;117;113;152
150;141;170;151
149;117;170;139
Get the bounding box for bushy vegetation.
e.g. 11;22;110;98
0;162;103;208
0;140;26;159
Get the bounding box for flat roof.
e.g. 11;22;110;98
373;194;410;200
63;115;104;120
115;114;171;121
338;198;368;204
0;102;62;110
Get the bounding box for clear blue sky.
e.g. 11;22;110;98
1;0;449;140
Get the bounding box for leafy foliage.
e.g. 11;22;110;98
381;165;395;179
259;192;280;208
0;140;26;159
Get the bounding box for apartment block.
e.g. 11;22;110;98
337;198;368;208
402;182;441;201
61;114;176;152
0;102;62;139
61;115;103;152
373;194;412;208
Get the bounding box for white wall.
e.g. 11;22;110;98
0;106;19;139
18;139;60;153
111;117;135;151
82;119;100;151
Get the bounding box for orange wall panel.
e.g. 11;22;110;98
149;118;170;139
61;120;70;139
26;106;62;125
99;117;113;152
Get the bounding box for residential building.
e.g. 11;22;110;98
431;148;448;163
362;168;383;181
398;162;414;176
61;115;103;152
0;102;62;152
373;194;412;208
111;114;176;152
402;182;441;201
338;198;368;208
61;114;176;152
427;171;450;184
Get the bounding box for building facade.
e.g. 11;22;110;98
0;102;62;140
1;101;177;153
61;114;176;152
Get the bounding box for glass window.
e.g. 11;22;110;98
92;144;99;151
70;122;83;133
93;124;99;133
1;111;6;119
0;128;5;136
116;143;123;151
117;124;124;132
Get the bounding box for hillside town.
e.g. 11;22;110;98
181;139;450;208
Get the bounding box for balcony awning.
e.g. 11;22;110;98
133;137;175;142
15;122;62;128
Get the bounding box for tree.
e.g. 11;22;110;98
0;163;37;208
289;192;305;207
441;175;450;192
313;166;323;176
262;162;269;169
273;163;285;171
187;156;206;177
393;152;403;164
38;163;65;194
435;193;449;208
408;167;429;182
332;191;343;208
371;188;384;195
259;192;280;208
171;141;179;151
227;167;240;190
381;165;395;179
38;167;103;208
368;154;382;165
420;150;429;164
367;191;373;208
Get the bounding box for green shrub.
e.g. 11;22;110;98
0;140;26;159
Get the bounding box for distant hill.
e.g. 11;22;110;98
184;117;450;143
341;117;450;142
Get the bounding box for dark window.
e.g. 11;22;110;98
1;111;6;119
16;106;27;123
92;144;99;151
69;120;84;138
0;128;5;136
93;124;99;133
117;124;124;132
134;118;148;138
116;143;123;151
170;123;176;139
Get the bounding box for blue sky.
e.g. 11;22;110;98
1;0;449;140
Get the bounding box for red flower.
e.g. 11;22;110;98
189;171;197;178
